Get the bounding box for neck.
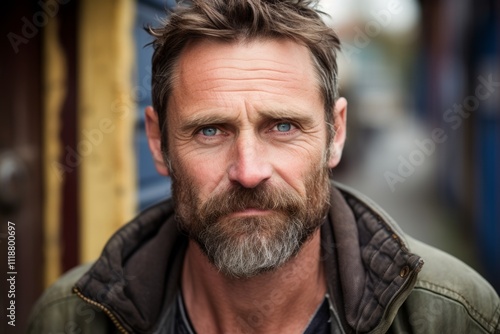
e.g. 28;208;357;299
181;229;327;334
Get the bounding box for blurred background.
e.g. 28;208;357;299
0;0;498;331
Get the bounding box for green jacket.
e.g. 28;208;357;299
28;183;500;333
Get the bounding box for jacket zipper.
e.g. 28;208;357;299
73;287;130;334
369;258;424;334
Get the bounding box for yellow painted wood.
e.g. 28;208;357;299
43;17;65;286
78;0;137;263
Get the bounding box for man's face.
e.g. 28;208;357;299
147;38;346;278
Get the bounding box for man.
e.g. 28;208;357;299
29;0;499;333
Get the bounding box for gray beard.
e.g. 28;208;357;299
194;214;310;279
171;165;330;279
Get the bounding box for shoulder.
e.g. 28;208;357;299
332;182;500;333
28;263;113;334
403;236;500;333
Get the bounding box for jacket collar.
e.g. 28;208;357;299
74;182;423;333
324;183;423;333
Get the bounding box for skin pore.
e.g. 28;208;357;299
145;38;347;333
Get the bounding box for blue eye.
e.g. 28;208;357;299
276;123;292;132
201;127;218;136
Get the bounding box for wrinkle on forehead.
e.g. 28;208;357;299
173;38;319;97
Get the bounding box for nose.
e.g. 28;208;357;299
227;135;272;188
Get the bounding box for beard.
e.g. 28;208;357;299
171;162;331;279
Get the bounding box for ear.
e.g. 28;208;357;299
145;106;170;176
327;97;347;168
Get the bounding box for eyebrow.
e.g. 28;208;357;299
179;108;317;133
179;114;236;133
258;109;316;128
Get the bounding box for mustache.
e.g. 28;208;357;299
197;184;304;222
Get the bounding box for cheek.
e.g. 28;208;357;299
175;150;229;201
270;146;325;195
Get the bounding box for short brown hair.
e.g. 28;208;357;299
147;0;341;153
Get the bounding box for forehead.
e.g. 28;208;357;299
177;37;315;72
171;38;322;104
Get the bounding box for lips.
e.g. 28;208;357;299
228;208;272;217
